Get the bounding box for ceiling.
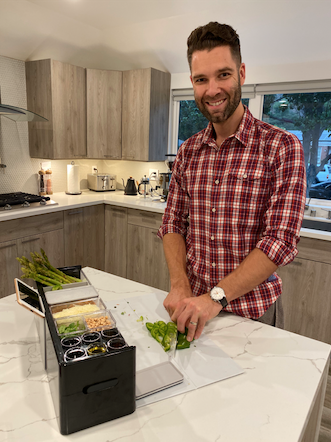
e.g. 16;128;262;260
0;0;330;77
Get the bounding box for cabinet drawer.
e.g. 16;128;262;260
298;237;331;265
127;209;163;229
0;212;64;242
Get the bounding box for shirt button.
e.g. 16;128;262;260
243;174;247;179
211;262;216;267
215;180;219;184
212;208;216;213
211;236;215;240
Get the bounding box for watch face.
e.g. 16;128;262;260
211;287;225;301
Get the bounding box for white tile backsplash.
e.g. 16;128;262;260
0;54;168;195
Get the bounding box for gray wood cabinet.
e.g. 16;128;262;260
86;69;122;159
126;209;170;291
0;212;65;298
26;59;86;159
122;68;171;161
63;204;105;271
277;236;331;344
104;205;128;278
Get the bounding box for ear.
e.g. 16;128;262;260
190;75;193;86
239;63;246;86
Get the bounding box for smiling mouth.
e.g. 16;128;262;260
206;98;226;107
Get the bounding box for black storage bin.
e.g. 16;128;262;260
37;266;136;435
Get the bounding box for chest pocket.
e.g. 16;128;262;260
223;165;271;215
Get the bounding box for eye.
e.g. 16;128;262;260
195;78;206;83
219;72;230;79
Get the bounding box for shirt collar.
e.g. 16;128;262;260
198;105;254;150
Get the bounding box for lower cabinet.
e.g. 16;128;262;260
0;212;65;298
104;205;127;278
0;240;19;299
277;236;331;345
126;209;170;292
104;206;170;291
63;204;105;271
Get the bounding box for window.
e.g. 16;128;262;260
261;91;331;201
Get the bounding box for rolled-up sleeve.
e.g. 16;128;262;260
256;132;306;266
157;146;190;240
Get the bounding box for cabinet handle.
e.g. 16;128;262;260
21;237;40;243
151;230;159;235
111;207;126;213
0;243;16;250
68;210;83;215
103;155;116;158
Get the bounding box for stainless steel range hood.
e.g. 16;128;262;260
0;104;48;122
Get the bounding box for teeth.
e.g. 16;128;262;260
208;99;225;106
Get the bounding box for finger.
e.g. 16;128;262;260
193;319;206;340
186;318;199;342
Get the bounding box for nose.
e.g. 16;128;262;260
206;78;220;97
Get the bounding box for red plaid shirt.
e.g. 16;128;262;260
158;107;306;319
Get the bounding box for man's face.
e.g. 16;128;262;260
190;46;245;124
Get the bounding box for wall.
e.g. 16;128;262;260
0;55;167;195
171;60;331;90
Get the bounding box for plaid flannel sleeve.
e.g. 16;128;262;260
256;132;307;266
157;147;190;240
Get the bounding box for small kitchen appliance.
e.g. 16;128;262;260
122;177;138;195
87;173;116;192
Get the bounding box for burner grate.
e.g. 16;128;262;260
0;192;50;207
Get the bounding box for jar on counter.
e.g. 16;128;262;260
45;169;53;195
38;169;46;196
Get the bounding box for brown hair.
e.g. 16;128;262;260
187;22;241;70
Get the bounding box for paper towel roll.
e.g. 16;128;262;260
66;164;81;195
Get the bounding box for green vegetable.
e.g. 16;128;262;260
17;248;81;289
145;321;192;352
58;321;81;336
136;316;144;322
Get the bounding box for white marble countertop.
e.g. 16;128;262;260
1;267;330;442
1;190;331;241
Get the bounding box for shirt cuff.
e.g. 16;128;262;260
256;236;298;267
157;224;186;240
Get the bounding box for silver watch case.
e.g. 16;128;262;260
210;287;228;308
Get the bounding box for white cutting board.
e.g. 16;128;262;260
105;292;244;407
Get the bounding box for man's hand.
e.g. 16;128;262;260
171;293;222;342
163;285;193;318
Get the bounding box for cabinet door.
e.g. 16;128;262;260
122;68;170;161
83;205;105;271
26;59;86;159
52;60;86;158
64;209;84;267
105;206;127;278
278;257;331;344
0;240;19;298
17;230;65;283
127;224;170;291
87;69;122;159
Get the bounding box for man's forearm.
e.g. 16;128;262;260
218;248;278;302
162;233;190;289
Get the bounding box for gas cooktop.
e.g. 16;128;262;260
0;192;58;211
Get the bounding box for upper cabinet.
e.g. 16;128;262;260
86;69;122;159
26;59;87;159
122;68;171;162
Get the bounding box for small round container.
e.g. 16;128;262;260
101;328;119;340
107;337;127;351
61;336;81;348
82;331;101;344
64;347;86;362
87;343;107;356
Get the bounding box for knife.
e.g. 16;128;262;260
168;330;177;361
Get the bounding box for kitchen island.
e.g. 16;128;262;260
0;267;330;442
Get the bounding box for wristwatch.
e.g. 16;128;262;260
210;286;228;308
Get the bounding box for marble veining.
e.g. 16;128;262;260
0;267;330;442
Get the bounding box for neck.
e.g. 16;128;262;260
213;102;245;147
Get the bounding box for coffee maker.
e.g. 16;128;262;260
159;154;176;202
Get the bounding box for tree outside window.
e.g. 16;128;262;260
262;93;331;199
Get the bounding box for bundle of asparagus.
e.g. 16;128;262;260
17;249;81;290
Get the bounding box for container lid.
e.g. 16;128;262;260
0;104;48;122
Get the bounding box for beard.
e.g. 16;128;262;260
194;78;242;124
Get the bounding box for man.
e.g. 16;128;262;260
157;22;306;342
